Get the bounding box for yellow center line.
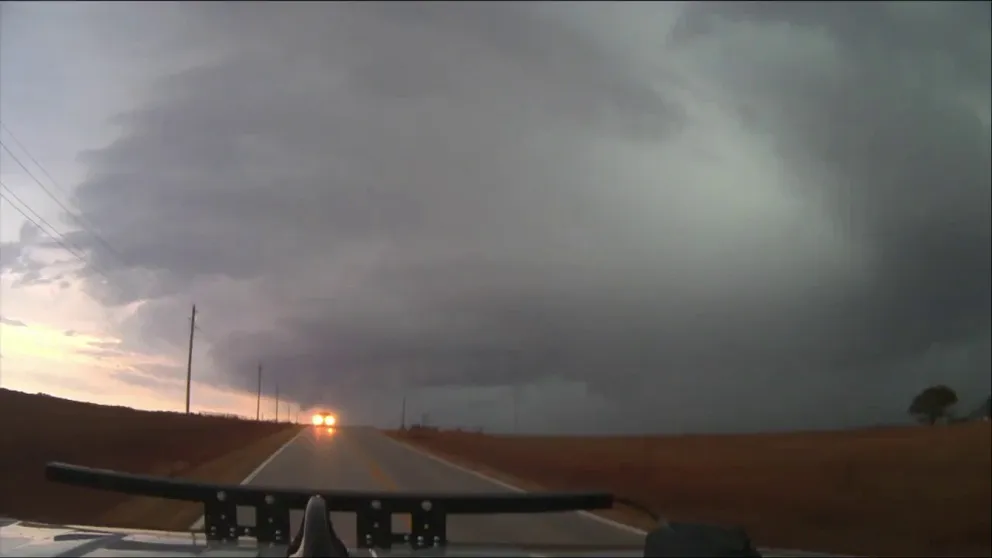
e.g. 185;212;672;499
350;436;413;530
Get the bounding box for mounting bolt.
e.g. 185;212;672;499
216;490;227;501
371;499;381;510
265;494;275;505
421;500;432;511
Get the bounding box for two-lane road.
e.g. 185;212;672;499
231;426;644;556
197;426;840;557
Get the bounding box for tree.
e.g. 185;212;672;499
908;385;958;425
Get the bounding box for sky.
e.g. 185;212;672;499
0;1;988;434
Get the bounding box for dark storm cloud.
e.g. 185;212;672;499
23;2;989;431
0;315;28;327
669;2;991;358
0;221;42;276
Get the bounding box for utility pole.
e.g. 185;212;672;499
256;363;262;421
275;383;280;422
184;304;197;415
401;395;407;430
512;385;519;434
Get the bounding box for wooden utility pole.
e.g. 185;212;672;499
512;385;519;434
184;304;197;415
275;383;280;422
256;363;262;421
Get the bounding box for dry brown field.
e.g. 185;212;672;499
386;422;992;557
0;388;302;530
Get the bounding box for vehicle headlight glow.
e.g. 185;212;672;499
311;414;324;426
324;415;336;426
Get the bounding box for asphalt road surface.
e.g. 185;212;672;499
195;426;841;557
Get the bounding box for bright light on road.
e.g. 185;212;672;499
324;415;336;426
311;414;324;426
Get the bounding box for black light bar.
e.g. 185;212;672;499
45;461;614;550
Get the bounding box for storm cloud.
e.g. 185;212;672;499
0;316;28;328
7;2;989;432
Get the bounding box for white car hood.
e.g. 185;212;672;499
0;518;640;558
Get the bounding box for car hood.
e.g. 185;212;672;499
0;518;643;557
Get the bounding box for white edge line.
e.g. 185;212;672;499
382;434;856;558
189;428;307;531
383;434;647;535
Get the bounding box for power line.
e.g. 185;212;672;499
1;179;190;360
0;186;190;398
1;183;201;405
0;124;222;415
0;121;78;209
0;128;127;263
0;182;90;262
0;125;218;347
1;123;212;346
0;131;129;266
0;181;117;283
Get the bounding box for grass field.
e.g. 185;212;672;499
0;388;302;529
386;423;992;557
